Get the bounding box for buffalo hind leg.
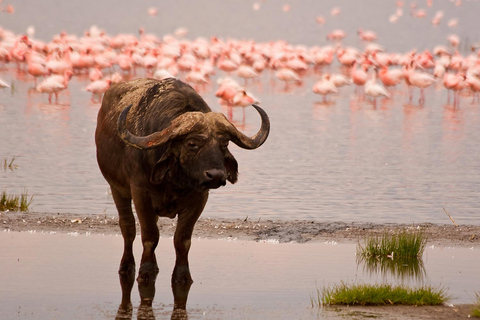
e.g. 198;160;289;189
111;187;136;275
132;187;160;283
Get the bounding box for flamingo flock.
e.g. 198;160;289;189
0;5;479;110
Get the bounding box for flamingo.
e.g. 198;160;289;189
0;78;10;89
25;51;47;86
185;67;208;91
330;73;351;88
351;61;369;95
337;47;358;67
85;79;112;103
107;72;124;84
443;72;466;106
326;29;346;41
89;67;103;82
378;66;403;91
357;29;377;42
231;90;256;107
404;61;436;103
46;46;73;75
215;77;242;105
153;68;174;80
228;89;257;123
36;70;73;103
364;68;390;107
235;65;258;85
312;74;338;103
217;50;239;74
275;68;301;89
466;73;480;103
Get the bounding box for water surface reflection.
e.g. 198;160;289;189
116;269;192;320
357;256;426;283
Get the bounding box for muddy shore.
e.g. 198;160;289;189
2;211;478;246
2;211;479;319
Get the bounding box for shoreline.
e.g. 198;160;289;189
1;211;478;246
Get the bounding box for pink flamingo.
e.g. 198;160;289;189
231;90;256;107
378;66;404;91
185;66;208;91
326;29;346;42
365;69;390;107
357;29;377;42
275;68;301;90
9;35;29;72
36;70;73;103
89;67;103;82
466;73;480;103
153;68;174;80
46;46;73;75
235;65;258;85
351;61;369;95
217;52;239;74
443;72;466;106
312;74;338;103
25;51;47;86
404;61;436;103
85;79;112;103
215;77;242;105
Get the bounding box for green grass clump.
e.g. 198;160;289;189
357;228;427;261
472;292;480;317
0;189;33;212
315;282;448;306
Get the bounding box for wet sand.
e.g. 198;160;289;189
2;211;479;245
1;212;479;319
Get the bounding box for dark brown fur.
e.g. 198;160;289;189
95;78;242;285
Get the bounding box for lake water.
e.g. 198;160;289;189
1;231;478;319
1;0;480;225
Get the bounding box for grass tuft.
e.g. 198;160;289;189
472;291;480;318
314;282;448;307
1;189;33;212
357;228;427;261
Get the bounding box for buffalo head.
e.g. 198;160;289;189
117;104;270;190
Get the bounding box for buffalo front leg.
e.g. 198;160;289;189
172;208;203;285
111;187;136;275
132;187;160;283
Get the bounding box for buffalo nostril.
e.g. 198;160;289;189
204;169;226;186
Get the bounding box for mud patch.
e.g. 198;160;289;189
1;211;479;246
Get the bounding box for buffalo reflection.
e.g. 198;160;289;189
115;270;192;320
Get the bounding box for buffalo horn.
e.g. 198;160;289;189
225;104;270;150
117;104;270;150
117;104;206;150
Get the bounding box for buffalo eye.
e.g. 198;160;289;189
187;141;199;151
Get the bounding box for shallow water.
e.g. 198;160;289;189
0;231;478;319
1;0;480;225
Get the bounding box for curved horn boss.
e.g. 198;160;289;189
118;104;270;150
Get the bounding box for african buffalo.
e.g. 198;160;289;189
95;78;270;285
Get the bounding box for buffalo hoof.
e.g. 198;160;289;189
172;265;193;285
171;308;188;320
137;262;159;284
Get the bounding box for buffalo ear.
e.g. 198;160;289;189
224;149;238;184
150;154;173;184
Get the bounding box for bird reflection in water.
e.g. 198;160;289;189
115;269;192;320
